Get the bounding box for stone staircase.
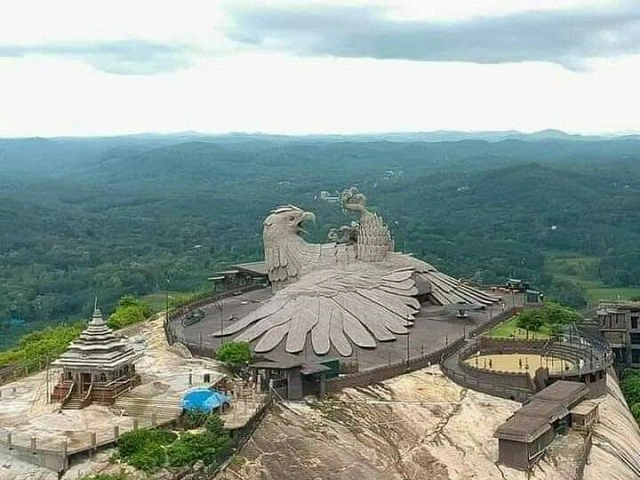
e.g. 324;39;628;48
113;396;182;423
62;392;84;410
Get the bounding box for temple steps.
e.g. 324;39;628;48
113;396;182;421
62;395;84;410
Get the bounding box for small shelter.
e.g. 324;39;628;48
570;400;600;432
249;354;337;399
52;307;141;408
495;415;554;469
530;380;588;409
517;400;569;425
495;380;590;470
208;261;269;291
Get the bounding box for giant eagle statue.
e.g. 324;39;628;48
214;188;498;356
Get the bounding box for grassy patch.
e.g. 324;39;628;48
487;317;551;340
586;287;640;305
0;322;84;368
545;251;640;307
140;291;188;313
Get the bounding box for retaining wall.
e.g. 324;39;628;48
459;362;536;391
440;362;531;402
442;326;613;402
165;284;265;346
325;308;519;393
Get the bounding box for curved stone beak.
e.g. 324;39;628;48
302;211;316;224
297;211;316;236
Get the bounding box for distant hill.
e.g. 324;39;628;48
1;132;640;347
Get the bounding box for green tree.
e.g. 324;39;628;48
516;310;545;332
544;302;580;326
0;322;84;369
544;279;588;309
116;429;176;472
166;414;231;467
517;302;580;335
631;403;640;425
107;295;153;329
621;370;640;406
215;341;252;371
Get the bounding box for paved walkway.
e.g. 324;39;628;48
173;288;523;370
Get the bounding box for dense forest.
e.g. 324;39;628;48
2;132;640;348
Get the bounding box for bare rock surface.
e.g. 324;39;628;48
0;314;224;478
0;450;58;480
584;372;640;480
219;366;638;480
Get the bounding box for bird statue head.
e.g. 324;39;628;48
263;205;317;290
263;205;316;240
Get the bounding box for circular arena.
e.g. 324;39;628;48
442;325;613;402
464;352;574;375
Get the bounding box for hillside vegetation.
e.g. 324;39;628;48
1;134;640;348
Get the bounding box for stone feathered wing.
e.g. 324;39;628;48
214;266;420;356
388;253;499;306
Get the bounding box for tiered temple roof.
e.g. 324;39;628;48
52;308;139;371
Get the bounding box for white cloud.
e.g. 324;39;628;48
0;0;638;136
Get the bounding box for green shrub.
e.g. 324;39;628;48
127;443;166;472
0;322;84;368
79;473;131;480
215;341;251;371
180;410;209;430
167;414;232;468
621;369;640;427
0;348;23;367
107;295;153;329
118;429;176;456
167;430;231;468
631;403;640;425
621;369;640;405
116;429;177;472
166;432;206;467
204;414;226;436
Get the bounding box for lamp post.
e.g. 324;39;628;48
45;355;49;404
218;296;225;345
165;272;170;325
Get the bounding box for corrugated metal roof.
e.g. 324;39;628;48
495;415;552;443
530;380;588;407
517;399;568;423
570;400;599;416
232;261;269;276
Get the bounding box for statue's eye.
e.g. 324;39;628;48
288;216;295;221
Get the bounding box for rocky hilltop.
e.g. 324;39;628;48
220;366;640;480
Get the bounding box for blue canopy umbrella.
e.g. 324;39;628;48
181;387;231;413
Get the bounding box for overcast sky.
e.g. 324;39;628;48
1;0;639;137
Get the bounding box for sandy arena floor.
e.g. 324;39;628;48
464;353;574;375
